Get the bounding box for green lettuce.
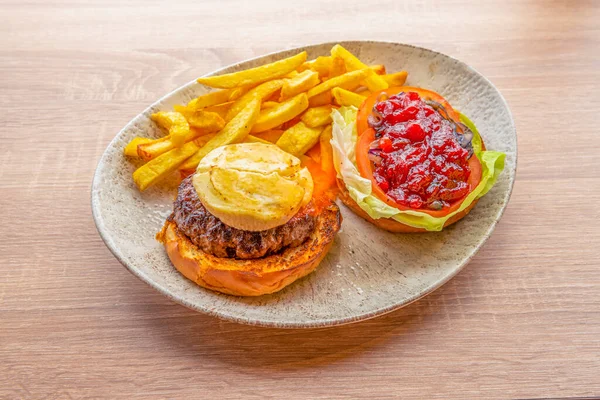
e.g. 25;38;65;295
330;106;505;231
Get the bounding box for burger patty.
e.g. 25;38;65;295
171;176;317;259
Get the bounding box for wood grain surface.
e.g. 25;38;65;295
1;0;599;399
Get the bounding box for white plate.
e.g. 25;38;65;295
92;41;516;328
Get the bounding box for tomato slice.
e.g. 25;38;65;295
356;128;482;218
357;86;461;136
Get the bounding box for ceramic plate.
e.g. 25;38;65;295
92;41;516;328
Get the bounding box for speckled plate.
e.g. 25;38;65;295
92;41;516;328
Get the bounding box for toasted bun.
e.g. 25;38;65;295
157;200;341;296
337;179;478;233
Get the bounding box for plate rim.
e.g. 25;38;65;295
91;40;518;329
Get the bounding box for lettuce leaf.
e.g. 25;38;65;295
330;106;505;231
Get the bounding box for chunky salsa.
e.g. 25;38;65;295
361;91;475;211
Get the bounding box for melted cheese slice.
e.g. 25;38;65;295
193;143;313;231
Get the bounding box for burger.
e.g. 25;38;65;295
156;142;342;296
331;86;506;232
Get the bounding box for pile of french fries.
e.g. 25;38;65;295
124;44;408;191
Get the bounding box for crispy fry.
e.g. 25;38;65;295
300;105;333;128
308;90;333;107
307;68;373;99
279;70;319;101
124;137;153;157
319;125;334;174
251;93;308;133
331;44;388;92
276;122;323;157
197;52;307;89
244;135;272;145
186;87;247;111
252;129;284;144
329;56;346;78
133;140;200;191
370;64;386;75
285;70;299;78
179;98;261;173
332;87;367;108
299;56;332;77
173;104;189;116
204;102;233;119
261;101;279;109
186;110;225;132
225;79;284;122
382;71;408;87
137;132;216;161
150;111;191;146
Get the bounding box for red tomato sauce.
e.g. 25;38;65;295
368;92;472;211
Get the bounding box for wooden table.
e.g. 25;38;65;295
2;1;599;398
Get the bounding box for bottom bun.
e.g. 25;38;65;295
337;179;478;233
157;200;341;296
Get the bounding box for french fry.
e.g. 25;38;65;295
332;87;367;108
187;110;225;132
137;130;214;161
329;56;346;78
370;64;386;75
225;79;284;122
133;140;200;191
252;129;284;144
285;70;299;78
244;135;272;145
179;98;261;173
382;71;408;87
251;93;308;133
197;52;307;89
298;56;332;78
308;90;333;107
319;125;334;174
331;44;388;92
279;70;319;101
276;122;323;157
150;111;190;146
124;137;153;157
261;101;279;109
307;69;373;99
301;105;333;128
186;87;247;111
204;102;233;119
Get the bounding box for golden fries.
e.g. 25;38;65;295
251;93;308;133
332;87;367;108
225;79;284;122
126;43;409;191
124;137;153;157
138;132;216;161
279;70;319;101
301;105;333;128
299;56;332;77
197;52;307;89
276;122;323;157
187;110;225;132
252;129;285;144
179;98;261;174
307;68;373;99
150;111;190;146
331;44;389;92
133;141;200;191
308;90;333;107
382;71;408;87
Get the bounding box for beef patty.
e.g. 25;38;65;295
171;176;317;259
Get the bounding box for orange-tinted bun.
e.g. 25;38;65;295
336;179;478;233
157;200;341;296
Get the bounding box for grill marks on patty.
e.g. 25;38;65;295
171;176;317;259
